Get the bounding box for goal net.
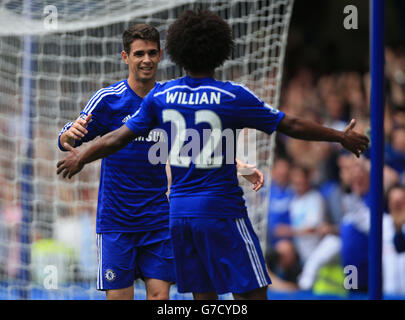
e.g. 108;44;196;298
0;0;294;299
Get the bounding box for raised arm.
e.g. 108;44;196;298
57;125;136;179
277;115;369;158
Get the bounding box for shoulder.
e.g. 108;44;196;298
225;81;279;110
93;80;128;99
100;80;129;102
83;80;128;114
224;81;262;103
151;78;184;97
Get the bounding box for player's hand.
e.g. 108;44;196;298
56;143;85;179
340;119;370;158
238;163;264;192
66;114;92;141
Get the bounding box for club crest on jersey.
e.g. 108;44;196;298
104;269;116;282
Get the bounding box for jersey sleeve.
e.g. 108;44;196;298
234;86;285;135
57;89;110;151
125;87;158;137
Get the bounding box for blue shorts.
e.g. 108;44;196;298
170;217;271;294
96;228;175;291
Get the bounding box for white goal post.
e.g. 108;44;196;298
0;0;294;299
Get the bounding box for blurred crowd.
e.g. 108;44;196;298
265;46;405;297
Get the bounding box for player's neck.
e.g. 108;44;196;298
127;76;155;98
187;70;215;79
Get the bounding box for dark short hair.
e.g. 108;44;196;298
122;24;160;53
166;10;234;74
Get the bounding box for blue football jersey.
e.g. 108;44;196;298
58;80;169;233
125;76;285;218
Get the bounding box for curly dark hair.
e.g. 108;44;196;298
122;24;160;53
166;10;234;74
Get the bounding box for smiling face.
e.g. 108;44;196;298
122;39;162;84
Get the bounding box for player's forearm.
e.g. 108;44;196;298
77;126;135;166
277;115;344;143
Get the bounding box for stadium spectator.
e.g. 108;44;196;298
53;203;97;282
385;47;405;112
56;10;369;300
339;158;371;293
287;165;327;264
266;156;294;248
387;185;405;254
0;178;21;280
385;127;405;178
324;93;347;132
276;163;343;293
294;153;352;292
266;239;301;291
383;184;405;295
296;158;371;293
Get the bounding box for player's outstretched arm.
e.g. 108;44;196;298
59;114;93;148
277;115;369;158
236;158;264;192
57;125;136;179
